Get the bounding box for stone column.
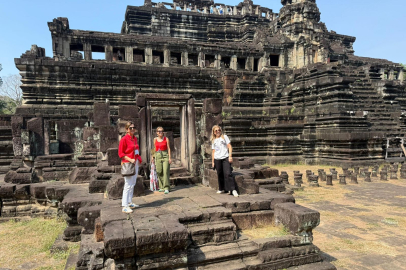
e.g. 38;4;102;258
398;69;404;81
379;69;385;80
326;174;333;186
280;171;289;185
105;45;113;62
181;52;188;66
215;54;222;69
350;174;358;184
309;175;319;187
145;47;153;64
198;52;205;68
233;6;237;15
306;170;312;182
246;56;254;71
126;47;133;63
388;69;395;80
364;172;371;182
380;171;388;181
390;169;398;179
163;49;170;66
230;56;238;70
330;168;337;180
294;174;302;187
84;43;92;61
339;174;346;185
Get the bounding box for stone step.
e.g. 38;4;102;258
170;176;194;186
254;178;282;185
187;219;237;245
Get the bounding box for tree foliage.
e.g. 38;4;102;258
0;74;23;114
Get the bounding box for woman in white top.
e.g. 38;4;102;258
211;125;239;197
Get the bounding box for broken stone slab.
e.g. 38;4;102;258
106;175;144;200
78;204;102;234
76;234;105;270
104;219;136;259
275;202;320;244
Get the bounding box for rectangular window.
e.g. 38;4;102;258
221;56;231;69
152;51;164;64
189;53;199;66
170;52;182;65
237;58;246;70
113;47;125;61
270;55;279;67
91;45;105;60
133;49;145;62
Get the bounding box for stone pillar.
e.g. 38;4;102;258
306;170;312;182
390;169;398;179
309;175;319;187
181;52;188;66
163;49;170;66
246;56;254;71
330;168;337;180
380;171;388;181
379;68;385;80
84;43;92;61
371;166;378;177
326;174;333;186
364;172;371;182
388;69;395;80
400;169;406;179
280;171;289;185
230;55;238;70
353;166;360;175
294;174;302;187
105;45;113;62
198;52;205;68
203;7;208;13
187;98;197;169
126;47;133;63
398;69;404;81
350;174;358;184
145;47;153;64
339;174;346;185
318;169;325;181
215;54;221;69
233;6;237;15
27;117;44;157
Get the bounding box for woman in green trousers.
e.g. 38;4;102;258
152;127;172;194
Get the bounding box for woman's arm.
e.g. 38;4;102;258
227;143;233;163
212;149;215;168
167;138;172;164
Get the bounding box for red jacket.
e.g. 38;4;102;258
118;134;142;164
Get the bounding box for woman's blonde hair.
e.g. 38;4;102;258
125;121;134;131
211;125;224;142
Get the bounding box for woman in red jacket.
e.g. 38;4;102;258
118;122;142;213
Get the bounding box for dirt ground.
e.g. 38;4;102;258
274;164;406;270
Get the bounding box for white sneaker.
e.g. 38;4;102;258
217;190;225;194
232;190;239;197
128;203;140;209
122;207;133;213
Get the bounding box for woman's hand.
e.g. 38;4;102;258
169;158;172;165
228;156;233;163
130;158;136;164
212;162;215;168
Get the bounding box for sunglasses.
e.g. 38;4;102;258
157;131;163;133
129;127;135;130
215;129;221;132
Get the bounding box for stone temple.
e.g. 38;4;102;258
0;0;405;269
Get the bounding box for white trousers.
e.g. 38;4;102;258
122;160;139;207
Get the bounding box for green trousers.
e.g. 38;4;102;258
155;150;170;190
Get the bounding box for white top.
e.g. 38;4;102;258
212;135;231;160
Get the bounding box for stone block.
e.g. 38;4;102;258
89;180;109;193
275;202;320;243
119;105;139;121
0;184;16;199
94;102;110;126
203;98;222;114
107;148;121;166
104;220;136;259
63;225;83;242
78;205;102;234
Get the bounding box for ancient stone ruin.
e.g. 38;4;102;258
1;0;406;269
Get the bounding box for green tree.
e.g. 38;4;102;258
0;74;22;114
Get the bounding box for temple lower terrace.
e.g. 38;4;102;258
0;0;405;269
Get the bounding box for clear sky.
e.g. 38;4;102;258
0;0;404;76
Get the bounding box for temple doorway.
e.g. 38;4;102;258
137;94;196;171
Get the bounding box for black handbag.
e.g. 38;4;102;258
121;162;136;176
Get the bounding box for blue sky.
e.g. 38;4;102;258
0;0;404;76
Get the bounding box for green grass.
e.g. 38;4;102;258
0;217;79;269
